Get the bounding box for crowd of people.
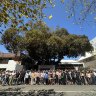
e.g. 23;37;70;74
0;69;96;86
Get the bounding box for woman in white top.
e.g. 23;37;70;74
24;71;30;84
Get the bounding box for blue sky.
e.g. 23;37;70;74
0;1;96;59
43;1;96;40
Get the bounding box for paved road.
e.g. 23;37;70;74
0;85;96;96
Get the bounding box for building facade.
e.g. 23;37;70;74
78;37;96;69
0;52;23;71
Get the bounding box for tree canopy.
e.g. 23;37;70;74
1;28;25;56
0;0;54;32
1;25;93;65
0;0;94;65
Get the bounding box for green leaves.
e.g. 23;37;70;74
0;0;60;32
61;0;65;3
1;22;93;64
1;28;25;55
65;0;96;24
0;0;53;30
55;28;69;37
62;34;93;57
37;0;41;5
48;14;53;19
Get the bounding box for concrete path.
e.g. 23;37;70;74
0;85;96;96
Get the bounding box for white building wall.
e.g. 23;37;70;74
0;60;23;71
0;64;8;69
6;60;17;71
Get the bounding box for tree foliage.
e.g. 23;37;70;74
0;0;96;32
65;0;96;24
1;28;25;56
1;25;93;64
55;28;69;37
61;34;93;57
0;0;54;32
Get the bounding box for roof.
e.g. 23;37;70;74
60;60;78;63
78;53;93;61
60;60;83;65
78;37;96;61
0;53;15;58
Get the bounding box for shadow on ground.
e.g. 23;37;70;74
0;87;96;96
0;88;64;96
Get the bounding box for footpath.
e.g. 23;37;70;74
0;85;96;96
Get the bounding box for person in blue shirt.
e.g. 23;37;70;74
44;72;49;85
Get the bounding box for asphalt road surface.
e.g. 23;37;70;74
0;85;96;96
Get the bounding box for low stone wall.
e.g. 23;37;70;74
0;88;64;96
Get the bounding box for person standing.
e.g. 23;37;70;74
58;70;62;85
0;72;1;84
30;71;34;85
86;71;92;85
36;71;40;85
80;71;86;85
40;71;45;85
24;71;30;84
66;70;72;85
9;72;13;86
75;71;81;85
92;71;96;85
63;70;68;85
1;72;6;86
55;70;59;84
44;71;49;85
71;70;76;85
20;70;25;84
60;70;65;85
